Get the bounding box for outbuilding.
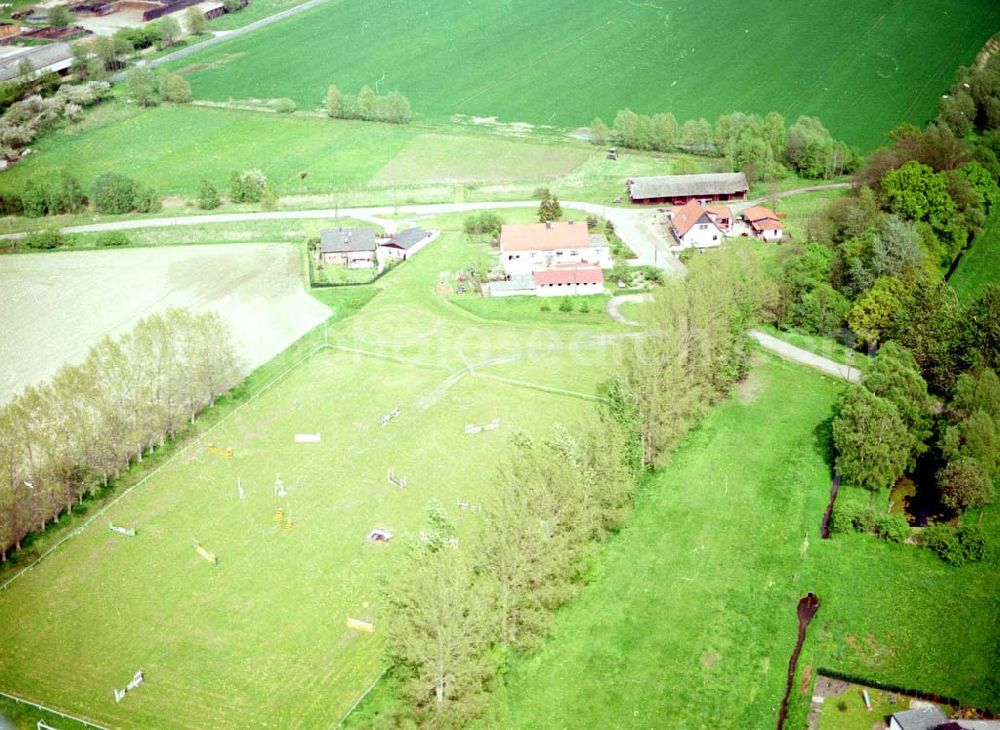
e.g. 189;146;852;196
627;172;749;205
379;227;433;261
532;266;605;297
743;206;783;241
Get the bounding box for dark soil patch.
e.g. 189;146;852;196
777;593;820;730
820;474;840;539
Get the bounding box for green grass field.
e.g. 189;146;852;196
0;231;623;728
950;205;1000;302
499;357;999;727
0;102;698;204
166;0;1000;148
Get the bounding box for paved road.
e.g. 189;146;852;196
2;200;685;271
749;329;861;383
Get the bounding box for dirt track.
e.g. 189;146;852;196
0;243;329;404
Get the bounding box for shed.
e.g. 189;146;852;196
379;227;432;261
889;707;950;730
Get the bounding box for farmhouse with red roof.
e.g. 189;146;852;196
667;199;726;249
743;206;784;241
490;221;611;297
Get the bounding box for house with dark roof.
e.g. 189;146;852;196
318;228;377;268
379;227;433;261
627;172;749;205
667;199;726;249
889;706;950;730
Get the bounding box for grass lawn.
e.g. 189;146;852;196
449;293;615;328
773;189;851;243
499;355;999;728
949;205;1000;303
0;103;416;197
166;0;1000;149
817;682;932;730
0;230;619;728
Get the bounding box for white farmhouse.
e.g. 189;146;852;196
499;221;611;277
668;199;726;249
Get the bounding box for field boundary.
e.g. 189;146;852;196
0;344;327;594
332;667;388;729
0;688;110;730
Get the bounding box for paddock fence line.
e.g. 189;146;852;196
0;688;111;730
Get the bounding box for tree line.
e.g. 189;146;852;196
0;309;240;562
591;109;856;182
377;249;759;726
762;55;1000;563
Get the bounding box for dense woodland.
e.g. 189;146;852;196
0;309;240;561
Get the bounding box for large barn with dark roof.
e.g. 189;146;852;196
627;172;749;205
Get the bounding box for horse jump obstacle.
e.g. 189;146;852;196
387;468;407;489
346;617;375;633
237;478;245;502
274;473;287;497
207;444;233;457
191;538;218;566
108;522;136;537
457;499;481;513
464;418;500;435
294;433;321;443
113;670;144;703
379;406;401;428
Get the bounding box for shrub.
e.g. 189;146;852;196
874;513;910;543
159;73;192;104
270;98;296;113
578;298;590;313
95;232;132;247
852;506;877;534
125;67;158;107
558;297;573;313
197;179;220;210
539;300;551;312
91;173;159;215
229;169;267;204
955;524;988;564
463;211;503;238
920;524;955;553
24;228;65;249
829;500;861;534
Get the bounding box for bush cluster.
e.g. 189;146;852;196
0;82;110;158
462;211;503;238
830;501;911;544
325;84;411;124
91;172;160;215
228;169;268;204
921;523;989;566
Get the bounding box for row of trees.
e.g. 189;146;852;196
618;247;766;464
5;168;160;219
384;416;638;726
380;247;761;725
0;309;241;562
591;109;855;182
325;85;412;124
